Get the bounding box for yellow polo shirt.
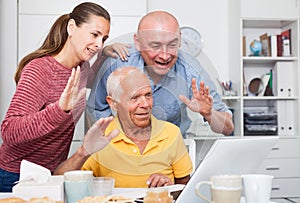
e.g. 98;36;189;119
82;115;192;188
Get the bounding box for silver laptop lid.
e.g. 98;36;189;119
175;136;278;203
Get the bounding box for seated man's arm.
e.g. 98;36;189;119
54;146;90;175
146;133;193;188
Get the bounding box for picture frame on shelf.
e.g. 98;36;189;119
259;33;270;56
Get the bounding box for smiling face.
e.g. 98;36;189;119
68;14;110;62
107;68;153;129
118;74;153;129
134;11;181;83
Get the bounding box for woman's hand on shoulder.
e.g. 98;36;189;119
103;42;131;62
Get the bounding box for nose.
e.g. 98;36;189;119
139;96;151;108
158;46;171;60
95;38;104;50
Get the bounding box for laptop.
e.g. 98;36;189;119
175;136;278;203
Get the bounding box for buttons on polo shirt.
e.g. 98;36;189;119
133;148;138;153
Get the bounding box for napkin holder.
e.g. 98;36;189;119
12;160;64;201
12;175;64;201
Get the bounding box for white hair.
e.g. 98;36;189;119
106;67;146;102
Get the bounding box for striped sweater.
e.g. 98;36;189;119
0;56;87;173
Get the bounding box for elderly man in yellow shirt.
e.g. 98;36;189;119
55;66;192;188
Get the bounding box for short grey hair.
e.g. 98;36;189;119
106;67;146;102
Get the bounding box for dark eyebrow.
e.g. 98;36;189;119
93;30;102;35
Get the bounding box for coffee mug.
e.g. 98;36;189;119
195;175;242;203
64;170;93;203
242;174;273;203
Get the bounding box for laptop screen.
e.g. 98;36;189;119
175;136;278;203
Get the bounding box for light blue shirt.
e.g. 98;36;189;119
87;46;231;135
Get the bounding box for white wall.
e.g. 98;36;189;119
0;0;18;124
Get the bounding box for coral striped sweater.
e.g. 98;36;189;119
0;56;87;173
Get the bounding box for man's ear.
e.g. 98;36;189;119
67;19;76;36
134;33;141;51
106;96;117;112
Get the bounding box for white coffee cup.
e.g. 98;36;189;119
92;177;115;196
64;170;93;203
242;174;273;203
195;175;242;203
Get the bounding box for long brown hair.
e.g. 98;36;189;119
14;2;110;84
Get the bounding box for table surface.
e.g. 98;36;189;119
1;192;299;203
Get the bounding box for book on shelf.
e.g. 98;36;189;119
243;36;246;56
281;28;291;56
277;34;282;57
263;69;274;96
268;35;277;57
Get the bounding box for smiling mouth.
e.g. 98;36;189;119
87;48;96;55
155;61;170;66
136;112;150;118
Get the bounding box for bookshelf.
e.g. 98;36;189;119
238;18;300;199
241;19;299;137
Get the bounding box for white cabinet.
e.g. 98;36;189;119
257;138;300;197
271;178;300;198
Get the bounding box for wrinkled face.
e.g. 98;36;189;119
68;15;110;62
135;30;180;77
116;75;153;129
